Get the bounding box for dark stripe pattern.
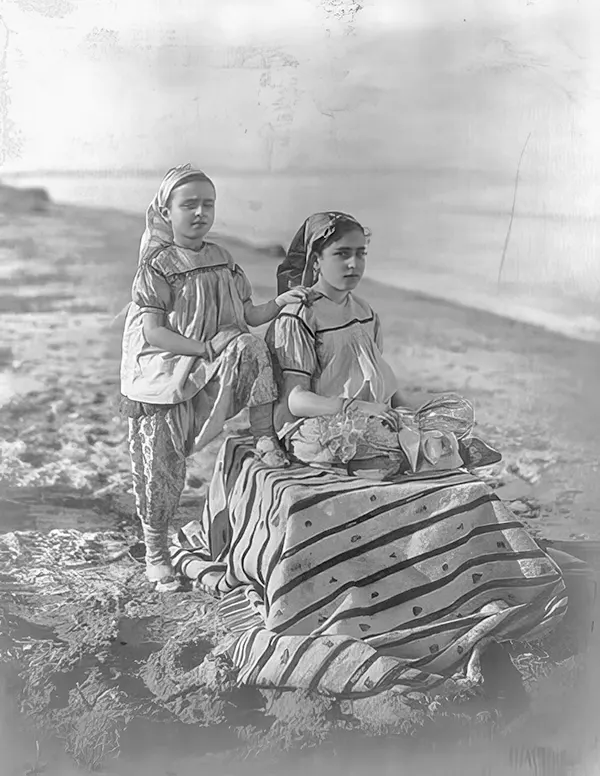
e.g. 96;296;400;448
170;437;568;698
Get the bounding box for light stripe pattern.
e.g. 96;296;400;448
171;437;568;698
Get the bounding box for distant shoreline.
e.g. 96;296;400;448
3;175;598;346
4;171;597;227
2;166;515;181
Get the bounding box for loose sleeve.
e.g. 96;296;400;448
131;263;174;314
269;308;318;379
232;264;253;304
373;312;384;352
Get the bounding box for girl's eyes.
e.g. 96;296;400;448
334;251;367;258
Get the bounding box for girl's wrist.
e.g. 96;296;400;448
322;398;345;417
340;397;358;414
197;341;214;360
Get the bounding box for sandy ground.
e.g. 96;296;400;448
1;196;600;775
1;200;599;542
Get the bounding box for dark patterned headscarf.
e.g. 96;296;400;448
276;211;368;295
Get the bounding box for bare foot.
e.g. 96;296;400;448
146;562;182;593
255;436;290;468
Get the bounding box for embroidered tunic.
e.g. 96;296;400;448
120;241;251;406
268;292;398;437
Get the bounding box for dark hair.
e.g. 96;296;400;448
311;218;369;256
166;173;216;208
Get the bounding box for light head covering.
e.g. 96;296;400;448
276;211;369;295
138;163;215;266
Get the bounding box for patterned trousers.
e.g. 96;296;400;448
126;333;278;577
128;401;195;575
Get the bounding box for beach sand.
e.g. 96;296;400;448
1;197;598;543
1;194;599;774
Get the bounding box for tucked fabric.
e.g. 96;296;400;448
170;436;568;698
120;242;254;406
126;337;277;574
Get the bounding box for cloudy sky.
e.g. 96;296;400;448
1;0;599;185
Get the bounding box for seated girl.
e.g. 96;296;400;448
266;211;500;479
166;211;585;699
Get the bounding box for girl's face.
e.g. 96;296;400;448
163;179;216;247
313;228;367;293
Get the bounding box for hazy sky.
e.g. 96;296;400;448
2;0;600;308
2;0;600;187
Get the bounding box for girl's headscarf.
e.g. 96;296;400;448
276;211;367;295
110;164;213;328
138;163;214;266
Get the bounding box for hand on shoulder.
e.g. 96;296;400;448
275;286;319;308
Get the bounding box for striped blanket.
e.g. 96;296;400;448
171;436;568;698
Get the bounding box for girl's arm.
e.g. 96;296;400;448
243;298;282;329
143;312;209;357
284;374;344;418
243;287;310;328
374;314;414;409
284;375;397;421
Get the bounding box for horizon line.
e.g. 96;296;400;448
1;165;515;181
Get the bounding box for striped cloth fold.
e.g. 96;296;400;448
171;436;568;698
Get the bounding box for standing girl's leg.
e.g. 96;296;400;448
236;334;288;467
128;406;187;592
184;333;287;467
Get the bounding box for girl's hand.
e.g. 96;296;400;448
353;401;401;429
275;286;311;308
210;326;242;356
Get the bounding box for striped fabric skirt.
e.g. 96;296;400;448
170;436;569;698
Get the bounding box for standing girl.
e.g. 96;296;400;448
120;164;307;591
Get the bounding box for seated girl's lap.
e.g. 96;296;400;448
190;437;565;628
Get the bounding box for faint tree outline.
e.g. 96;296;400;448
319;0;363;35
0;12;23;165
468;36;587;105
82;26;122;61
225;45;299;70
258;68;299;171
0;0;75;166
222;44;300;170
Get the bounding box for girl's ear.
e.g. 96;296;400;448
310;251;320;276
159;205;171;222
